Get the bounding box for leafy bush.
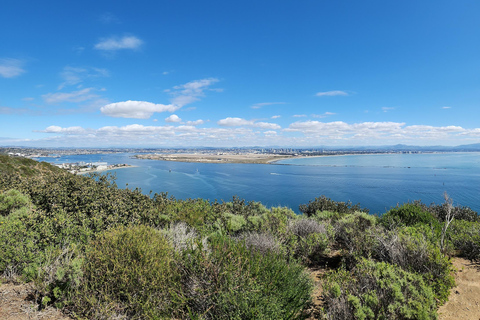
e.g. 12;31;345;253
299;195;368;217
74;225;181;319
0;189;32;216
449;220;480;261
412;200;479;222
287;218;330;264
322;258;438;320
179;235;313;319
333;212;377;258
380;203;441;231
371;225;454;305
32;244;83;308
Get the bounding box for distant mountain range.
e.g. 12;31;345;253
336;143;480;152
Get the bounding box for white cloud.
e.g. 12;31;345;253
316;90;348;97
218;117;253;126
169;78;219;107
31;121;480;147
264;130;277;136
254;122;281;130
40;125;86;134
271;115;281;119
101;100;178;119
217;117;280;129
186;119;205;126
42;88;98;104
251;102;286;109
442;106;451;109
0;58;25;78
94;35;143;51
165;114;182;123
293;114;307;118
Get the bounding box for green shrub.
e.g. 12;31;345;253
381;203;441;231
333;212;377;259
371;225;455;305
32;244;83;309
299;195;368;217
74;225;181;319
449;220;480;261
179;234;313;319
322;258;438;320
0;189;32;216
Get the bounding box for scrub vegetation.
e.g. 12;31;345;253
1;154;479;319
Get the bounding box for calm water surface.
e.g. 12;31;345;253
38;152;480;214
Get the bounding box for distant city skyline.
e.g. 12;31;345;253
1;1;480;147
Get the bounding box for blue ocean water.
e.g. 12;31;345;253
37;152;480;214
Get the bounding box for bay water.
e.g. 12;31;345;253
37;152;480;214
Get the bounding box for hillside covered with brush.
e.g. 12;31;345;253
1;154;480;319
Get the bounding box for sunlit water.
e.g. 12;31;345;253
37;152;480;214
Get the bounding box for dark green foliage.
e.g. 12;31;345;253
333;212;378;258
412;200;479;222
322;258;438;320
299;195;368;217
380;203;441;230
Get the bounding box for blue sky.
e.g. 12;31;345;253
1;0;480;147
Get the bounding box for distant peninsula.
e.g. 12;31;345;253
134;152;296;164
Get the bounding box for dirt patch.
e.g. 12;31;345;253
438;257;480;320
0;282;73;320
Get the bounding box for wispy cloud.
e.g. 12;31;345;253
0;58;26;78
293;114;307;118
316;90;348;97
168;78;220;107
251;102;286;109
94;35;143;51
58;66;109;89
442;106;452;109
186;119;205;126
312;112;336;118
101;100;178;119
42;88;99;104
271;115;281;119
99;12;120;24
382;107;395;112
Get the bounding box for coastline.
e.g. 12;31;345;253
76;165;137;175
134;153;299;164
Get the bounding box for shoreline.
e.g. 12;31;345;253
76;165;137;175
134;153;298;164
133;151;430;165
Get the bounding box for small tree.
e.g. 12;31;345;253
440;192;455;253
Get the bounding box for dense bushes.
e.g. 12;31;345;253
1;155;475;319
299;195;368;217
74;225;181;319
322;258;438;320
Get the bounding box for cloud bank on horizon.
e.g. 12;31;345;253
1;1;479;147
